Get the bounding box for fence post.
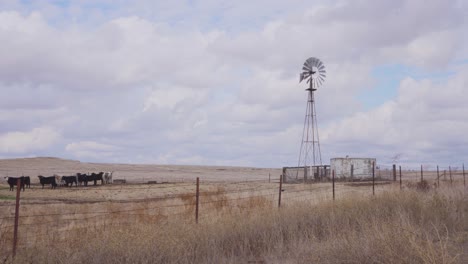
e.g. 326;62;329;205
372;161;375;196
278;174;283;208
463;164;466;188
195;177;199;224
332;170;335;200
399;165;402;190
350;164;354;179
421;165;424;183
282;167;287;183
449;166;452;186
269;172;270;183
437;165;440;188
303;167;307;183
13;178;21;258
393;164;396;182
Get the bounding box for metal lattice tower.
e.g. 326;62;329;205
297;57;326;175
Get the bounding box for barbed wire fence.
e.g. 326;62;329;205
0;162;466;259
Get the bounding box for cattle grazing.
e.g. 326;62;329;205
5;177;25;191
38;176;57;189
62;176;77;187
77;173;87;186
104;171;114;184
24;176;31;188
85;172;104;186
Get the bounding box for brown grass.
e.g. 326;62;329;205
1;186;466;264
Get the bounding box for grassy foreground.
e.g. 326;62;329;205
7;187;468;264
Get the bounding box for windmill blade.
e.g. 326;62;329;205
316;61;323;68
302;65;311;71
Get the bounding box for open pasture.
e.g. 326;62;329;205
0;157;466;263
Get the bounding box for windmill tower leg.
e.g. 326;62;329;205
297;84;322;181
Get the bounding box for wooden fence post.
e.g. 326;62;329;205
420;165;423;183
463;164;466;188
278;174;283;208
437;165;440;188
399;165;402;190
393;164;396;182
13;178;21;258
372;161;375;196
269;173;270;183
195;177;199;224
350;164;354;179
449;166;452;186
303;167;307;183
332;170;335;200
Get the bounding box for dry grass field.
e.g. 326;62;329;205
0;158;466;263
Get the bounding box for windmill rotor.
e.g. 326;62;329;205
299;57;326;90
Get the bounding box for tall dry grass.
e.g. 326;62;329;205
4;186;467;264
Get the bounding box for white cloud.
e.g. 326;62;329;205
0;127;60;153
65;141;119;159
0;1;466;167
322;65;468;164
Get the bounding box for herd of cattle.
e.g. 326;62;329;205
3;172;114;191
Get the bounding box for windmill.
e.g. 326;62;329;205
297;57;326;179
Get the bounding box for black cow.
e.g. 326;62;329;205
5;177;25;191
38;175;57;189
94;172;104;185
24;176;31;188
62;176;77;187
85;172;104;186
77;173;88;186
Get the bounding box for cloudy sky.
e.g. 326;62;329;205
0;0;467;168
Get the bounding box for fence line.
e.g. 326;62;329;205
0;162;466;259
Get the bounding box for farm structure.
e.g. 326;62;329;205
282;165;330;183
330;157;376;180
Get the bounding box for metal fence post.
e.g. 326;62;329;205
393;164;396;181
437;165;440;188
350;164;354;179
278;174;283;208
399;165;402;190
195;177;199;224
332;170;335;200
372;161;375;196
13;178;21;258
